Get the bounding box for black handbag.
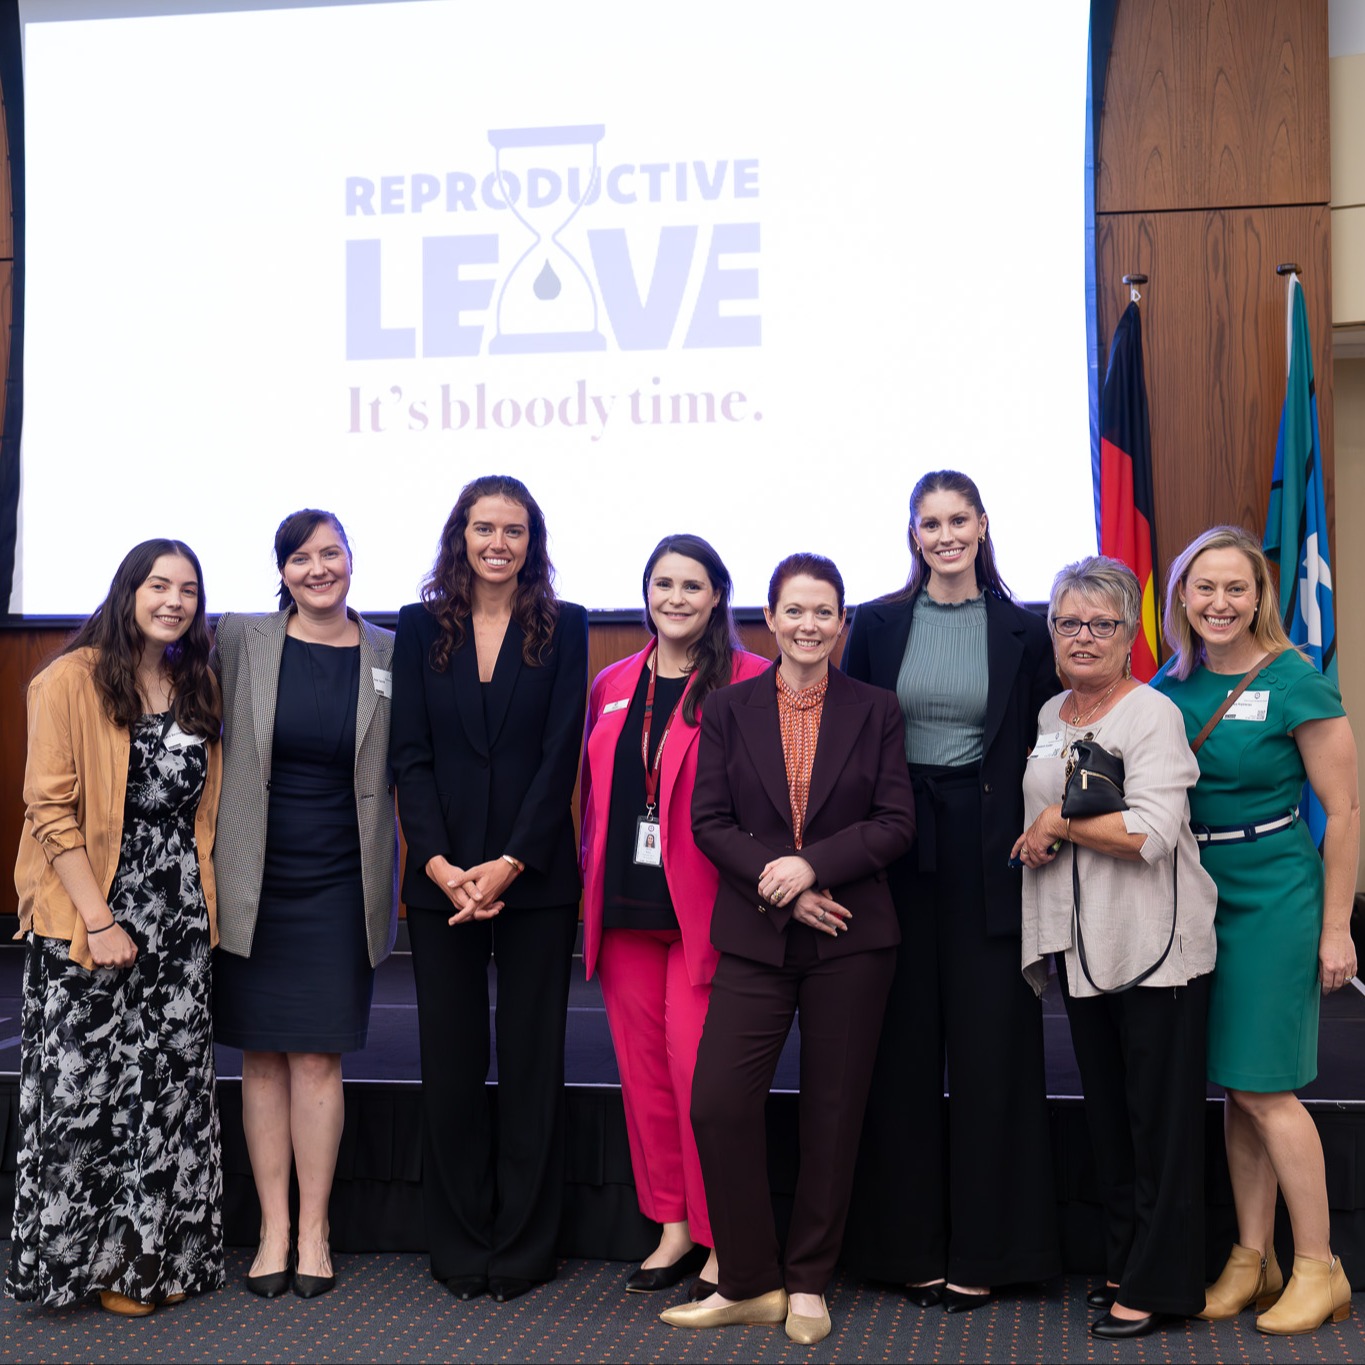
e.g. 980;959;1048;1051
1062;735;1177;995
1060;738;1127;819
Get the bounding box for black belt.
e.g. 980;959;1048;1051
908;763;979;874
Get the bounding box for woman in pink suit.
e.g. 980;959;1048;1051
581;534;769;1298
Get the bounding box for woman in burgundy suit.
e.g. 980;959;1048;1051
660;554;915;1346
580;534;768;1297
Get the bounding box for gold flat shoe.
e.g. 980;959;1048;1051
99;1290;155;1317
659;1287;788;1328
786;1298;832;1344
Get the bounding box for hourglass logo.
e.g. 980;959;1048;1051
487;124;608;354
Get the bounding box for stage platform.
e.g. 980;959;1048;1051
2;940;1363;1278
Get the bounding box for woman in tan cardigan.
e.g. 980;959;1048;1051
7;539;224;1318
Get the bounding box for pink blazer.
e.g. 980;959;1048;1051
580;645;770;986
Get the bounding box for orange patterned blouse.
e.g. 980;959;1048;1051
775;669;828;849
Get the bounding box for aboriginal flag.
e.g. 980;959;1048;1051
1099;301;1160;680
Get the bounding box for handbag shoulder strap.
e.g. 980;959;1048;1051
1189;652;1275;754
1072;844;1177;995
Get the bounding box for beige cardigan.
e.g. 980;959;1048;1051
1020;685;1217;998
14;648;222;969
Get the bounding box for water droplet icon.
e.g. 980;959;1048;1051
533;259;562;300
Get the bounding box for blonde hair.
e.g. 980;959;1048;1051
1162;525;1298;680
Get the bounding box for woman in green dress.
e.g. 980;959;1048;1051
1155;525;1358;1336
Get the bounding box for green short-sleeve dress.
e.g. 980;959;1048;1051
1155;651;1344;1091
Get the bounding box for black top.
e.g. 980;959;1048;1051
388;601;589;911
602;667;688;930
263;636;362;891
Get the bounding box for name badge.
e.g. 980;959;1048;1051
1224;689;1269;722
603;698;630;715
372;667;392;698
634;815;662;866
1030;731;1065;759
163;721;204;751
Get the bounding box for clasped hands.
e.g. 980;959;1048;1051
426;854;518;925
758;854;850;938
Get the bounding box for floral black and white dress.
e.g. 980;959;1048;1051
7;713;225;1307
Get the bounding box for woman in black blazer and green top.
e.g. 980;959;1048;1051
389;475;588;1306
843;470;1062;1310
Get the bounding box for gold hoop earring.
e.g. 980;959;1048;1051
1124;651;1133;680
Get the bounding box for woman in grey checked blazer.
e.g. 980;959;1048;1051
213;509;398;1301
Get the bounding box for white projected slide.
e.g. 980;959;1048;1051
15;0;1094;615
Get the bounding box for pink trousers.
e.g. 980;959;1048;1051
596;928;713;1246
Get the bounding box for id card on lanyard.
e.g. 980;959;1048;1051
636;653;686;867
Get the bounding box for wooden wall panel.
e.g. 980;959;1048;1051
1096;204;1333;583
1097;0;1329;213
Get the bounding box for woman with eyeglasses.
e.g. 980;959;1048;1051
843;470;1060;1312
1013;555;1217;1340
1155;527;1358;1335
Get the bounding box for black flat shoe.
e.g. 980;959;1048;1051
444;1275;488;1301
943;1287;993;1314
292;1271;336;1300
1090;1310;1173;1339
905;1281;946;1308
489;1276;536;1303
245;1251;293;1299
1086;1285;1119;1309
625;1245;709;1293
688;1277;718;1302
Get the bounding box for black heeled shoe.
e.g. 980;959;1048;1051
293;1245;336;1300
943;1286;993;1314
1090;1310;1174;1339
905;1280;946;1308
625;1245;709;1293
489;1276;536;1303
688;1277;718;1302
245;1248;293;1299
1086;1284;1119;1309
444;1275;488;1301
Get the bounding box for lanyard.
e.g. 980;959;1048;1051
641;650;687;816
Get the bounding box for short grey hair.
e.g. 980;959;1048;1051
1048;555;1142;633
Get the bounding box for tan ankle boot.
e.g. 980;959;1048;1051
1199;1243;1284;1320
1255;1254;1351;1335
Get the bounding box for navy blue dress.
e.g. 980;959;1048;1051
214;637;372;1052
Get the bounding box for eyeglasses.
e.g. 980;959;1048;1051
1052;617;1122;639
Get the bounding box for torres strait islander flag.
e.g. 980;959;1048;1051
1099;301;1160;680
1265;272;1336;848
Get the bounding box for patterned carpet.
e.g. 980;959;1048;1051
1;1249;1361;1364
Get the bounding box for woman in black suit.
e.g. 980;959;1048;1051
843;470;1061;1309
389;475;588;1305
660;554;914;1346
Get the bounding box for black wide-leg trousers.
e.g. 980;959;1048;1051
407;903;577;1282
844;765;1060;1287
1060;962;1210;1316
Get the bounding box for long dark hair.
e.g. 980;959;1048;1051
63;539;220;738
641;533;742;726
884;469;1012;602
420;475;559;671
275;508;351;609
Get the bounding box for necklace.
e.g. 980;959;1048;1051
1066;677;1121;728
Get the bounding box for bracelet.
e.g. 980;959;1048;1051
501;854;525;874
86;921;118;935
1065;818;1073;841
